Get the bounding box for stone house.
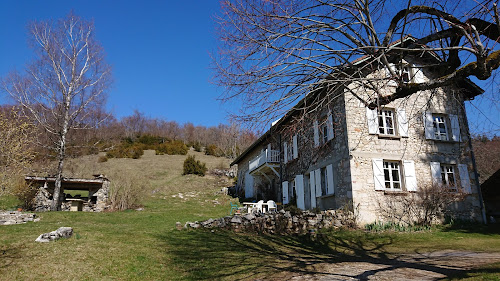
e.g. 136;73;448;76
231;40;486;225
26;174;110;212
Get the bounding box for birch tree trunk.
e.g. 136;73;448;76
2;12;112;210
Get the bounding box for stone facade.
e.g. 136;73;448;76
232;58;484;225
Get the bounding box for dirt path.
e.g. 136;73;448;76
285;251;500;280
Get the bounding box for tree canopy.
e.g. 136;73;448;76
214;0;500;129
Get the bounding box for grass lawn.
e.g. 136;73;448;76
1;150;500;280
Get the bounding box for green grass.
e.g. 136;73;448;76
1;150;499;280
0;194;21;210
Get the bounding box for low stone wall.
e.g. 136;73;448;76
183;209;353;235
0;211;38;225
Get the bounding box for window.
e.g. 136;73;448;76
433;115;449;140
430;162;471;193
283;135;298;163
367;107;408;137
383;161;401;190
440;164;456;190
378;109;396;135
321;123;328;144
320;167;327;195
313;112;334;147
401;65;412;83
385;63;419;84
424;112;460;141
373;159;417;192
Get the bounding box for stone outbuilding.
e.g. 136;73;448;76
26;174;110;212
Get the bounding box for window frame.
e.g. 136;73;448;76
440;164;457;191
378;108;397;136
433;114;449;141
383;160;402;191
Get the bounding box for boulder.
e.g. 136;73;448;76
35;227;73;243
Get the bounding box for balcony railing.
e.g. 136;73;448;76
249;149;280;173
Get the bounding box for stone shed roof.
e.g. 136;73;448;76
25;175;109;190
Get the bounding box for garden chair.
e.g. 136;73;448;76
230;202;239;215
267;200;277;212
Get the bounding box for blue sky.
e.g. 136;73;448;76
0;0;229;127
0;1;498;135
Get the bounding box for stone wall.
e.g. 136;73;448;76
0;211;38;225
183;209;354;235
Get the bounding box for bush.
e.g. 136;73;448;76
106;143;144;159
205;144;223;157
155;140;188;155
183;155;207;176
192;142;202;152
109;172;146;211
98;156;108;163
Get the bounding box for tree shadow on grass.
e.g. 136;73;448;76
0;245;23;270
157;229;488;280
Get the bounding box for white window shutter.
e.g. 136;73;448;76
458;164;472;194
385;63;398;86
282;181;289;204
397;108;409;137
283;142;288;164
313;120;319;147
314;168;322;196
403;160;417;192
430;162;442;185
366;107;378;134
413;65;425;83
245;171;254;198
326;164;335;195
310;175;316;208
372;158;385;191
292;135;298;159
423;112;435;140
449;114;461;142
327;112;334;140
295;175;305;210
309;172;316;202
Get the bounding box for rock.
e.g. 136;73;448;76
231;216;242;224
175;222;182;230
243;213;255;221
135;208;144;211
35;227;73;243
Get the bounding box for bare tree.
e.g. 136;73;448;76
2;13;112;210
214;0;500;128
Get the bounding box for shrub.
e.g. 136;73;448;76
108;172;146;211
192;142;202;152
98;156;108;163
205;144;223;157
106;143;144;159
155;140;188;155
183;155;207;176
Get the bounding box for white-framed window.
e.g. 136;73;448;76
424;112;460;142
433;115;449;140
401;65;412;83
385;63;423;85
367;107;408;137
321;123;328;144
373;159;417;192
378;109;396;135
440;164;456;190
430;162;471;193
313;112;334;147
283;135;298;163
383;161;402;190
